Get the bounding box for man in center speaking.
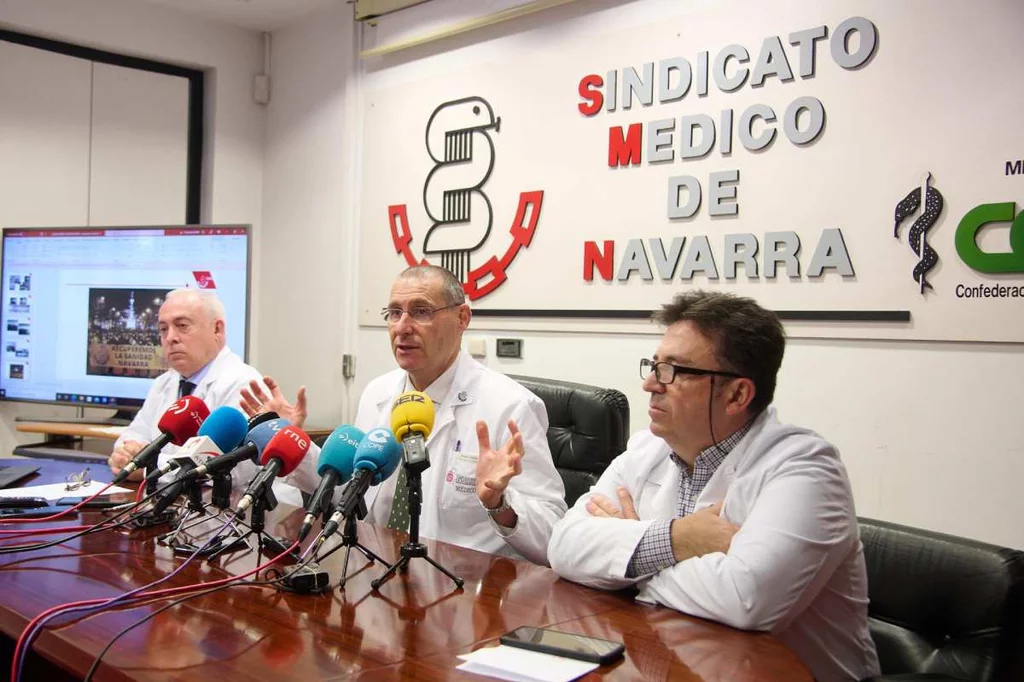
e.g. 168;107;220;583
242;265;566;565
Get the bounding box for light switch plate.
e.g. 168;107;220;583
467;337;487;358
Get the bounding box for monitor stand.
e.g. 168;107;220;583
16;408;134;426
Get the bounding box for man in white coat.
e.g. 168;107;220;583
107;289;300;504
241;265;566;565
547;291;880;682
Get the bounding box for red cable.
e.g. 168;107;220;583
11;540;300;682
0;526;91;540
0;482;119;525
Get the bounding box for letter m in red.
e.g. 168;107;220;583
608;124;641;167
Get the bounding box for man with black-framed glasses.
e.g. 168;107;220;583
242;265;565;565
549;291;879;682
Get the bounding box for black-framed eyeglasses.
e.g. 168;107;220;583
381;303;461;324
640;358;744;385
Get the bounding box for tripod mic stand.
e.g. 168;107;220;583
371;454;463;590
126;466;182;529
161;473;247;556
205;484;296;563
314;498;392;589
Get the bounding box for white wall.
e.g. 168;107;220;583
258;4;360;427
0;0;266;455
332;0;1023;549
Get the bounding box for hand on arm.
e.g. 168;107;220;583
108;440;144;481
669;503;739;562
475;419;524;528
586;487;639;520
239;375;307;429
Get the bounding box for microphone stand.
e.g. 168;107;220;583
128;469;179;530
371;453;463;591
160;475;247;556
158;477;210;548
313;498;393;590
207;484;298;564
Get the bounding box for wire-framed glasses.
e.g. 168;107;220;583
380;304;461;324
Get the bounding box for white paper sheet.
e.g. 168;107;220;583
0;481;132;501
456;645;599;682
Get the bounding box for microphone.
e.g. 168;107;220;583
297;425;365;541
146;407;249;516
321;428;402;539
144;406;249;482
182;417;289;480
113;396;210;483
235;425;311;515
390;391;435;469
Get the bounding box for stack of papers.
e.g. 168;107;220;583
456;645;599;682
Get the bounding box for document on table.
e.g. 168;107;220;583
0;481;132;501
456;645;599;682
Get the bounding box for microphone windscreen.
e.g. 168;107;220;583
352;427;402;485
390;391;435;441
244;417;290;455
259;425;311;475
197;406;249;452
157;395;211;446
317;425;365;479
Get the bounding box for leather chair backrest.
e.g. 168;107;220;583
509;375;629;507
859;517;1024;682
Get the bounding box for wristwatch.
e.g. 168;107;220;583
484;494;512;517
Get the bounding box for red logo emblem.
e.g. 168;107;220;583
446;469;455;483
388;96;543;300
192;271;217;289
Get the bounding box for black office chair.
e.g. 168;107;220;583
858;517;1024;682
508;375;629;507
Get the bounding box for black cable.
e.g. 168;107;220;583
0;476;199;555
81;554;316;680
82;581;248;681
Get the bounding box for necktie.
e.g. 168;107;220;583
386;466;410;532
179;379;196;398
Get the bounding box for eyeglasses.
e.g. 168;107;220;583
640;358;744;385
65;467;92;492
381;303;461;324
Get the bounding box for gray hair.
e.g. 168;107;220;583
164;288;226;324
397;265;467;306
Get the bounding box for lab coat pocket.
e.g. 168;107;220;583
441;451;479;509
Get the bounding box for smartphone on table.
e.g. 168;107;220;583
499;626;625;665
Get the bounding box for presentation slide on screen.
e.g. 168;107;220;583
0;228;249;406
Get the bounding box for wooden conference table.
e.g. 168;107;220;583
0;459;812;681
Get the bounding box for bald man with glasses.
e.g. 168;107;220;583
548;291;879;682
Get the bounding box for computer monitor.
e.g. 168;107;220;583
0;225;251;423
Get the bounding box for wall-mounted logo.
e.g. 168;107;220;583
955;202;1024;273
893;172;944;294
387;96;544;301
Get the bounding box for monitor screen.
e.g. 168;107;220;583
0;225;250;411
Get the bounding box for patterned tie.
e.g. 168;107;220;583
386;466;410;532
179;379;196;398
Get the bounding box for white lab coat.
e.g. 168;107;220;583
116;346;302;506
547;407;880;682
289;352;566;564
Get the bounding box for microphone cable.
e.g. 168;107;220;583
0;474;200;555
11;513;300;682
0;480;124;526
82;540;317;680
